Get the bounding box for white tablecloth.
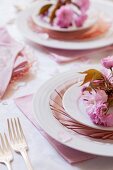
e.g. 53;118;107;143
1;0;113;169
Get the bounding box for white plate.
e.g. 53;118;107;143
32;1;97;32
17;0;113;50
33;65;113;157
63;83;113;131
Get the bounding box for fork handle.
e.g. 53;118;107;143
6;162;12;170
21;150;33;170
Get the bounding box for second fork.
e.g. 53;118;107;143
0;133;13;170
7;117;33;170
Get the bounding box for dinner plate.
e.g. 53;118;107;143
17;0;113;50
63;83;113;131
32;0;97;32
33;64;113;157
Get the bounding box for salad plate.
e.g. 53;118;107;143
63;83;113;131
32;1;97;32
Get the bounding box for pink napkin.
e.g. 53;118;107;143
14;94;96;164
0;28;30;99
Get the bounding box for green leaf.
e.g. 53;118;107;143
39;4;52;15
80;69;104;86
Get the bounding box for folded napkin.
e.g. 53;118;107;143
14;94;95;164
0;28;31;99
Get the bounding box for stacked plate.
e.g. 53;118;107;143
33;65;113;157
17;0;113;50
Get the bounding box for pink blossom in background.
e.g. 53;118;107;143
101;56;113;69
76;0;90;13
74;13;87;27
54;0;90;28
55;5;74;28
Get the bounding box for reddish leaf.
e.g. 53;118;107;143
80;69;104;86
39;4;52;15
83;86;92;93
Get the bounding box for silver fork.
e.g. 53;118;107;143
0;133;13;170
7;117;33;170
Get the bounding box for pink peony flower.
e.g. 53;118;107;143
74;13;87;27
75;0;90;13
83;89;108;105
55;5;74;28
87;103;113;127
101;56;113;69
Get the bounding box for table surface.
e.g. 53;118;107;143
1;0;113;169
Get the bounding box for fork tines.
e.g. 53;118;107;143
7;118;33;170
0;133;11;154
7;117;26;143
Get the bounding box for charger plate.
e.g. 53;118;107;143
33;65;113;157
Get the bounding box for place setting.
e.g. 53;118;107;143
33;56;113;158
14;0;113;161
15;0;113;64
16;0;113;50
